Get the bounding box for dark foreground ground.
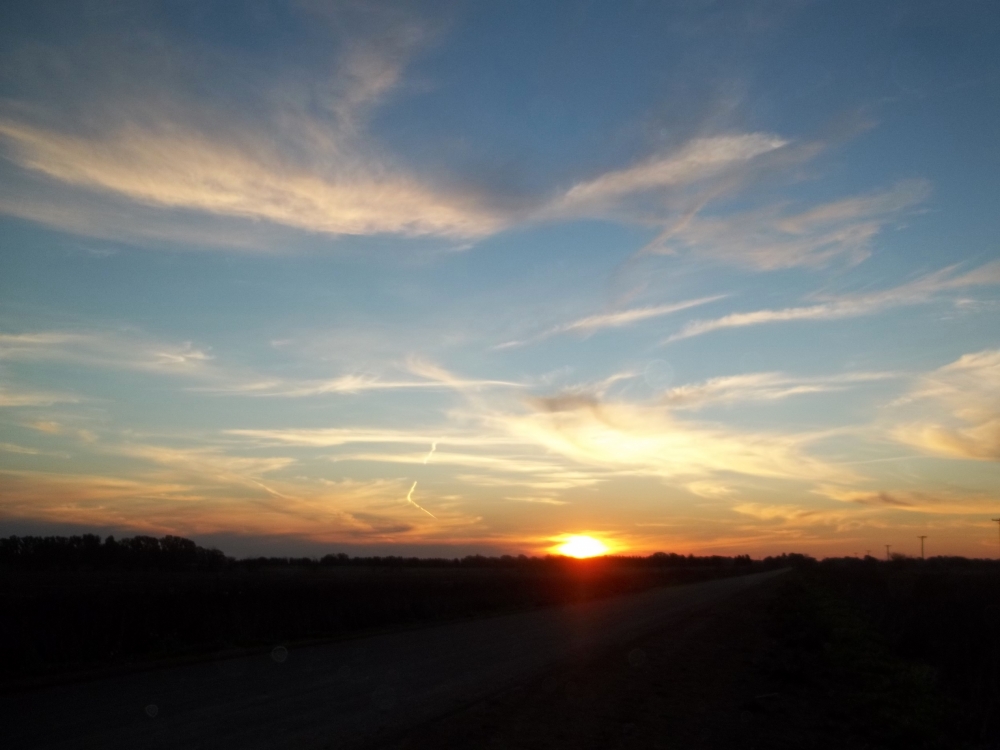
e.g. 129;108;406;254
386;562;998;750
5;554;998;749
1;538;757;686
3;571;779;750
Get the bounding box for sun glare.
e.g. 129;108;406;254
555;535;609;558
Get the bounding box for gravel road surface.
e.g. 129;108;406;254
5;570;783;749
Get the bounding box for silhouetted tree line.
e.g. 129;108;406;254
0;534;758;571
760;552;818;569
0;534;228;570
307;551;755;569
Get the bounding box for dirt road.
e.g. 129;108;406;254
5;570;784;749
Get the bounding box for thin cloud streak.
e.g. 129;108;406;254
225;428;526;448
0;381;80;407
662;371;896;409
204;372;524;397
666;262;1000;343
814;484;1000;515
646;179;930;269
548;134;788;217
333;450;601;486
0;330;214;375
496;295;725;349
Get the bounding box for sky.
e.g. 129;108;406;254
1;0;998;559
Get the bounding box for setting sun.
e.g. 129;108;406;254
555;535;610;558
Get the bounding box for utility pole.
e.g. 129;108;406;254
918;535;927;560
992;518;1000;558
885;544;892;560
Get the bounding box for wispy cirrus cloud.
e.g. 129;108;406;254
731;502;872;532
0;443;42;455
493;394;854;483
117;443;295;483
225;427;524;448
0;118;503;241
666;261;1000;343
205;369;523;397
815;484;1000;515
686;480;736;499
0;8;505;246
0;0;925;274
890;349;1000;461
333;449;601;484
547;133;789;217
0;380;80;407
661;370;896;409
0;467;478;541
496;295;724;349
646;179;930;269
0;330;214;374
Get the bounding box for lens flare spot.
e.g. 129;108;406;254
555;535;609;558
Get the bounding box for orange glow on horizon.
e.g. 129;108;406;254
554;535;610;558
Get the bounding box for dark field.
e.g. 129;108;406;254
0;534;756;687
5;535;999;749
798;557;1000;747
394;557;1000;750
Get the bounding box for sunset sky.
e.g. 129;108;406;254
1;0;998;558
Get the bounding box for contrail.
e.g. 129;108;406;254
406;481;437;519
422;441;437;464
252;479;290;499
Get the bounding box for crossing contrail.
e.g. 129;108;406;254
422;441;437;464
406;481;437;519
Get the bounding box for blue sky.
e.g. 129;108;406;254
1;0;998;557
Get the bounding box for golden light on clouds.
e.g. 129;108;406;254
554;535;610;558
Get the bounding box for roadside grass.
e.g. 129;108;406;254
756;571;959;749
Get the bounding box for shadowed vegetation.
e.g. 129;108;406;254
0;534;756;686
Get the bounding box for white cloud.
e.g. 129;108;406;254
731;502;867;531
666;261;1000;342
0;330;215;375
0;380;79;407
505;496;569;506
647;179;930;269
496;295;724;349
204;369;523;397
334;449;601;488
686;480;735;499
662;370;895;409
0;14;505;245
225;427;524;448
549;134;788;216
0;443;42;455
493;395;853;482
891;349;1000;460
0;119;502;240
